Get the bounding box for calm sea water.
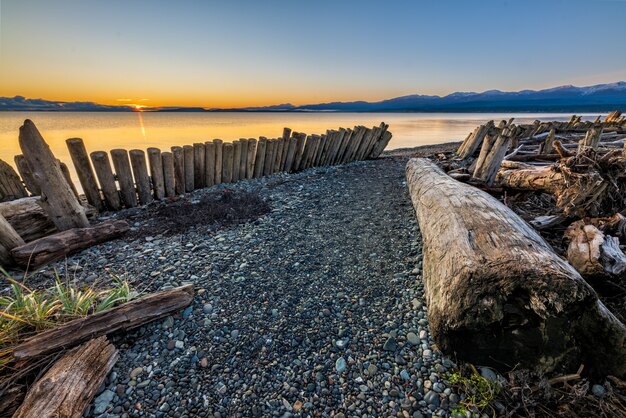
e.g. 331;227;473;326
0;111;600;189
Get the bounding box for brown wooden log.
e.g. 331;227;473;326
13;336;118;418
90;151;122;211
539;127;556;155
344;126;366;163
66;138;104;211
204;141;216;187
182;145;194;192
335;128;353;164
282;136;297;172
11;220;130;268
239;138;248;180
301;135;318;170
14;154;40;196
406;158;626;376
193;143;205;189
232;140;242;182
129;149;153;205
213;139;223;185
0;213;24;266
253;138;266;178
280;129;291;169
473;129;512;185
18;121;88;228
291;133;307;172
263;139;276;176
457;121;493;159
315;132;330;166
0;159;28;202
171;146;185;195
58;162;79;198
330;129;348;165
222;143;234;183
161;151;176;198
274;138;284;172
246;139;257;179
13;284;194;359
370;130;392;159
110;149;137;208
147;147;165;199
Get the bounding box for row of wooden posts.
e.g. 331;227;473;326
0;120;392;259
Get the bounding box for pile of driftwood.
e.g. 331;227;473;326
0;285;194;417
406;111;626;378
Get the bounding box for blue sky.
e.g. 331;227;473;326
1;0;625;106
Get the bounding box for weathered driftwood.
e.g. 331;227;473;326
13;336;118;418
246;138;257;179
232;140;242;182
11;220;130;268
171;146;185;195
193;143;206;189
14;155;40;196
473;128;512;185
263;139;275;176
283;137;297;172
110;149;137;208
579;125;603;151
161;151;176;198
222;143;234;183
13;284;194;359
274;138;284;173
239;138;249;180
292;133;307;171
0;213;24;265
203;141;215;187
213;139;223;185
0;159;28;203
147;147;165;199
129;149;153;205
565;222;626;279
457;122;493;159
91;151;122;211
183;145;194;192
406;158;626;376
59;161;79;199
66;138;104;211
19;121;89;229
253;138;266;178
539;127;556;155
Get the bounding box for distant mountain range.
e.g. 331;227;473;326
2;82;626;112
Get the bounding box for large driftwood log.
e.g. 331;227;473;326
18;121;89;229
13;336;118;418
13;285;194;359
10;220;130;268
406;158;626;376
66;138;104;212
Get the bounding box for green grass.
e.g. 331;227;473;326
446;364;502;417
0;267;137;372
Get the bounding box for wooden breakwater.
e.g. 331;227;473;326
0;120;392;266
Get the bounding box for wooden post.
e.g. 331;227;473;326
283;136;297;172
17;121;88;229
193;143;205;189
239;138;249;180
204;141;216;187
171;146;185;195
110;149;137;208
246;138;257;179
14;155;40;196
280;128;291;169
90;151;122;211
263;139;275;176
315;133;330;166
0;159;28;202
473;129;512;185
182;145;195;192
66;138;104;211
274;138;285;172
540;127;556;155
213;139;223;185
354;128;374;161
129;150;153;205
59;161;79;198
335;128;353;164
253;138;267;178
222;143;234;183
147;148;165;199
161;151;176;197
324;131;339;165
232;140;242;182
292;133;307;172
344;126;365;163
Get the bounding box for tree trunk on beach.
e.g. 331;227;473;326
406;158;626;376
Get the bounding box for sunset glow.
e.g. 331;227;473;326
1;0;625;108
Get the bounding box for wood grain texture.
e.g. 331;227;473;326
13;336;118;418
406;158;626;376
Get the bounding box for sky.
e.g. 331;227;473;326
1;0;625;108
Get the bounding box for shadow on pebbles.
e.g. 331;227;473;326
40;158;459;417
